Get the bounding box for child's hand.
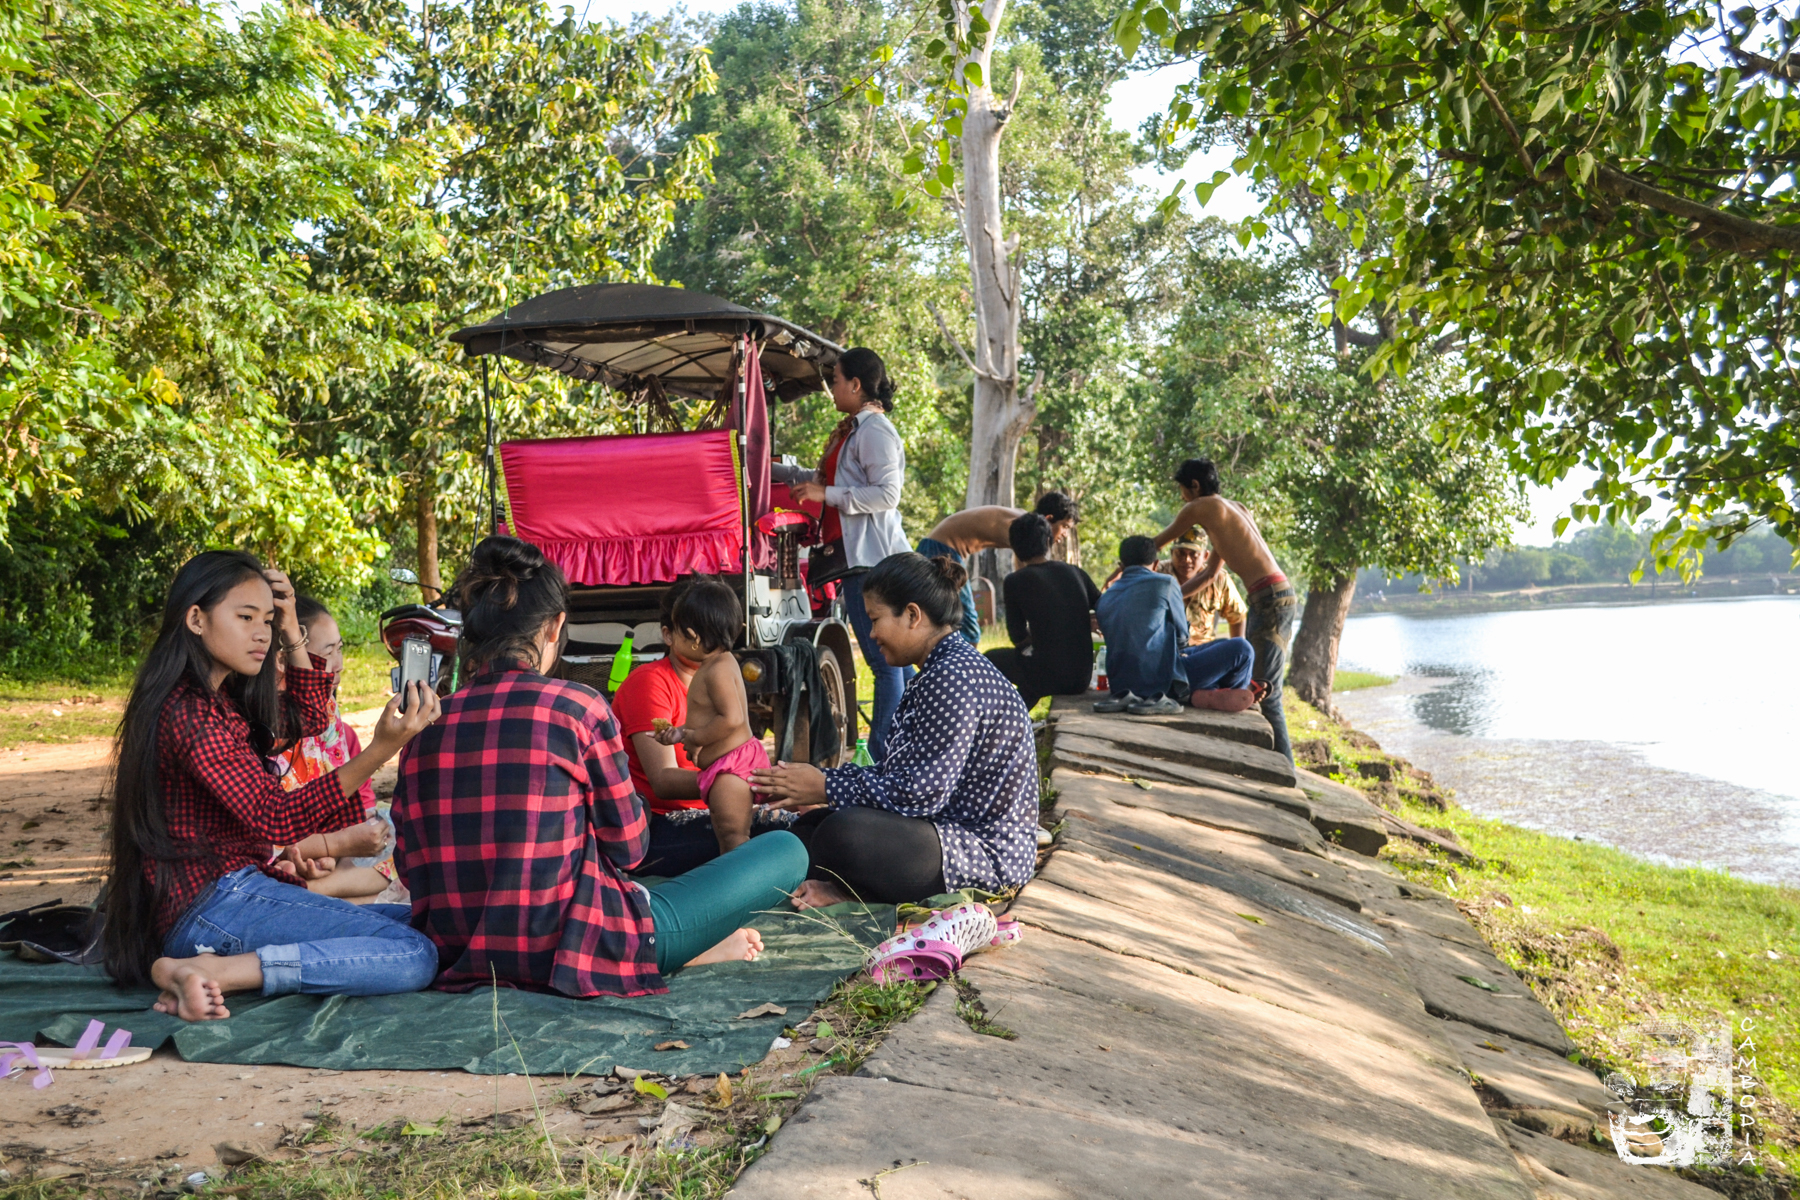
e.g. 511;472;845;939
281;844;337;880
328;816;389;860
654;724;686;746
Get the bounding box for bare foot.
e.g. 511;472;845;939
150;956;231;1022
789;879;854;910
683;927;765;967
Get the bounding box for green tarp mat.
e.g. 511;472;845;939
0;903;891;1077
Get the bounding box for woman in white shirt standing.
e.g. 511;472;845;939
774;348;912;760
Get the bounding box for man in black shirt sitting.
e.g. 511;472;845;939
985;513;1102;709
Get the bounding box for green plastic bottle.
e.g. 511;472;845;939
852;738;874;766
607;633;635;693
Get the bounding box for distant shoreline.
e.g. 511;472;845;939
1351;573;1800;617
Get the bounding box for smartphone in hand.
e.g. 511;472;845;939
397;636;432;702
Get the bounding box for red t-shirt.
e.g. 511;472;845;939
610;656;702;813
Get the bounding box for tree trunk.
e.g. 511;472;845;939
415;473;441;594
1289;573;1357;719
955;0;1033;599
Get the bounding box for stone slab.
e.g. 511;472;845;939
1293;768;1392;857
1056;792;1366;912
1495;1120;1719;1200
1056;711;1297;787
1385;923;1577;1056
1050;735;1314;815
1040;843;1386;955
1441;1020;1618;1118
844;959;1533;1200
1050;692;1274;749
1010;864;1453;1055
729;1072;1526;1200
1053;769;1325;855
1366;892;1494;952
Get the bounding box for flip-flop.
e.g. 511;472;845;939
868;938;962;984
870;903;997;963
1;1021;146;1089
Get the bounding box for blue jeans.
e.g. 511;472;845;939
841;573;914;761
163;866;438;997
1181;638;1254;692
644;831;808;973
915;537;981;645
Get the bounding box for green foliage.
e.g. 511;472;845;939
655;0;968;533
1150;230;1523;587
1133;0;1800;573
0;0;718;661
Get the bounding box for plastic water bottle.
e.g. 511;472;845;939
1092;641;1107;693
853;738;874;766
607;633;635;693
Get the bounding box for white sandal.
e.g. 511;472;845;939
868;903;997;965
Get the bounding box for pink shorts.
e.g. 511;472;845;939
697;738;771;796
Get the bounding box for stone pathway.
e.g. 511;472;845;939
729;696;1714;1199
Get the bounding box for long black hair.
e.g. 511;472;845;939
104;550;289;985
451;536;569;669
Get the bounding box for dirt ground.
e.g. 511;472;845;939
0;1053;580;1181
0;710;451;1180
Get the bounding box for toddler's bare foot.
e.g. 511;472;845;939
789;879;854;910
150;956;231;1022
684;927;765;967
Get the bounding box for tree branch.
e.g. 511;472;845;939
1591;163;1800;252
1728;46;1800;83
926;300;1002;381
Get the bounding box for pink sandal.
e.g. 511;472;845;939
868;937;963;984
870;904;997;964
985;917;1022;949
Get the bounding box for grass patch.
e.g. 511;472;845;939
1284;689;1800;1176
953;976;1017;1040
339;639;399;711
1332;669;1395;692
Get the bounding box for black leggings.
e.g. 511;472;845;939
791;807;946;904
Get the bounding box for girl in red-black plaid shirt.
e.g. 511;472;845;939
102;551;442;1021
392;537;807;998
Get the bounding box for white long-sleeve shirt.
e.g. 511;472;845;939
772;410;911;568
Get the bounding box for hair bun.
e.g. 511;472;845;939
456;536;547;611
931;554;968;591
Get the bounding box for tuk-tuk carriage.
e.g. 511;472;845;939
383;282;857;768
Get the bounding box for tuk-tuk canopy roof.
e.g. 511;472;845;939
449;283;843;401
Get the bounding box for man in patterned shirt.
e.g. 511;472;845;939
1161;527;1246;645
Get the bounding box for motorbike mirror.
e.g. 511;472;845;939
389;567;420;585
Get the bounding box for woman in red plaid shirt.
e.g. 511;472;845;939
102;551;443;1021
391;537;807;998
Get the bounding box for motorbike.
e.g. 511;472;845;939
379;567;463;695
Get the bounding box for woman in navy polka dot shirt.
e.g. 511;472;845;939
752;552;1040;906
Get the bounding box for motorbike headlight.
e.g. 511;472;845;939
741;660;763;683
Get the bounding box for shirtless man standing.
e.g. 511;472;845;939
918;492;1078;644
1151;459;1298;762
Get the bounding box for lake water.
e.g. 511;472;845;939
1334;596;1800;888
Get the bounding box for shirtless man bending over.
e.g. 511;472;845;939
1151;459;1298;762
919;492;1078;644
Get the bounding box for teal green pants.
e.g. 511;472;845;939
644;830;808;974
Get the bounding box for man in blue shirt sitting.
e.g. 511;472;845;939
1094;536;1188;715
